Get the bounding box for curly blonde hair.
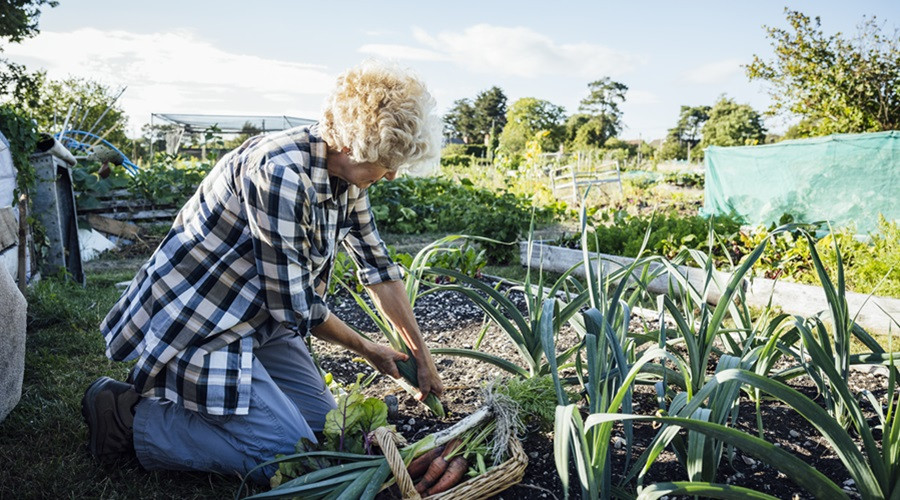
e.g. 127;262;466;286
319;60;441;174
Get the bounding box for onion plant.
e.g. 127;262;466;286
544;316;674;500
789;229;898;427
421;225;592;379
593;230;900;499
594;359;900;500
625;225;804;485
337;234;503;417
539;211;673;500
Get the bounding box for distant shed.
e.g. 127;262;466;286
703;130;899;234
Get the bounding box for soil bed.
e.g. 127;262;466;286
314;277;886;499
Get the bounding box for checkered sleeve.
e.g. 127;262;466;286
343;192;404;286
242;161;329;334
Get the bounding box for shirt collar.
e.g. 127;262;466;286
308;123;336;205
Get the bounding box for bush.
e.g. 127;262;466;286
554;209;743;260
128;153;212;207
663;171;705;188
441;143;487;158
732;216;899;297
369;176;558;263
440;153;473;168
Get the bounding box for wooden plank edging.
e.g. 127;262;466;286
520;241;900;335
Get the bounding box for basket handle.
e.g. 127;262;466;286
374;427;422;500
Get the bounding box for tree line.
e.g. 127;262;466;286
443;8;900;166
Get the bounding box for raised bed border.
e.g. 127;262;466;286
520;241;900;336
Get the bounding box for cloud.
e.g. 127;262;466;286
358;44;448;61
5;28;335;131
360;24;643;78
682;59;745;84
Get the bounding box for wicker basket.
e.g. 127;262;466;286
374;426;528;500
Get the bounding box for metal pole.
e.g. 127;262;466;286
149;114;155;169
86;86;127;139
59;102;75;141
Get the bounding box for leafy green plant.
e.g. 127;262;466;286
662;171;704;188
0;104;39;199
71;162;131;210
424;241;486;281
368;176;560;262
128;153;212;207
422;230;589;379
494;375;564;431
322;374;390;456
554;209;742;262
336;235;503;417
729;217;899;298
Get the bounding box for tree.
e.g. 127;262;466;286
23;75;129;146
444;87;508;148
579;77;628;117
443;98;477;143
571;115;617;150
746;9;900;136
0;0;58;104
699;96;766;151
472;86;507;148
564;113;591;146
658;105;710;161
565;77;628;150
497;97;565;156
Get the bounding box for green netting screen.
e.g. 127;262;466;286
703;130;899;234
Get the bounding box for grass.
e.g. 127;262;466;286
0;258;258;499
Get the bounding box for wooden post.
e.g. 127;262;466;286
571;165;579;206
549;167;556;195
17;195;26;296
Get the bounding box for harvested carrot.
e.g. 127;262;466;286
417;456;450;493
407;445;445;480
425;456;469;495
416;438;464;493
441;438;464;458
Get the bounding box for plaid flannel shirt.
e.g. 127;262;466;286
100;125;403;415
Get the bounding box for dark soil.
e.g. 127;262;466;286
314;277;886;500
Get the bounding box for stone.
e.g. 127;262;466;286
384;395;399;420
0;266;27;423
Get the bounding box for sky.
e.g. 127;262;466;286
5;0;899;142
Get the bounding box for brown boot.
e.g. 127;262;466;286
81;376;140;464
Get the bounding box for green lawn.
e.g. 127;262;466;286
0;262;258;499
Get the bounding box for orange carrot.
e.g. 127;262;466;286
407;445;445;480
417;456;450;493
425;456;469;495
415;438;464;493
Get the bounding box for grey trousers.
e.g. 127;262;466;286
132;323;337;483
